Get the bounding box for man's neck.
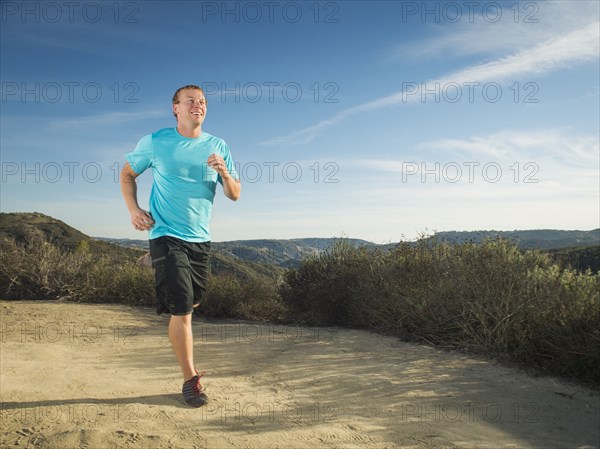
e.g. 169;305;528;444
177;123;202;138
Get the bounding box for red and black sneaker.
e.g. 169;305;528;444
182;370;208;407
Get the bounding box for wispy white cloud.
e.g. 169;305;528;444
440;22;598;82
414;129;600;165
356;128;599;165
261;21;599;146
351;129;599;201
388;1;600;60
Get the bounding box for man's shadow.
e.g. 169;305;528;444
1;393;187;411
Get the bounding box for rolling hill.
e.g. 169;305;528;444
0;212;280;280
0;212;143;260
430;229;599;249
99;229;600;272
96;236;378;268
2;212;598;273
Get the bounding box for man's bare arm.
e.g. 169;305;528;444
120;162;155;231
220;172;241;201
207;153;241;201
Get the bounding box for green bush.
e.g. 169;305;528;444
0;236;155;305
279;237;600;385
0;236;286;322
204;273;285;321
280;240;382;325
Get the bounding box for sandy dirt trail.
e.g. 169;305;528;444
1;300;598;449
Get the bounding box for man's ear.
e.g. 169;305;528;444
172;103;178;117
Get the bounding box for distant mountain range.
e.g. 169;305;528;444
95;236;381;268
2;212;599;273
430;229;600;250
97;229;599;268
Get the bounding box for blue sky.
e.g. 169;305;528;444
1;0;599;243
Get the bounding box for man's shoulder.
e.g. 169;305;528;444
201;131;222;142
202;132;228;150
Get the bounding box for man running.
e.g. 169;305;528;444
120;85;241;407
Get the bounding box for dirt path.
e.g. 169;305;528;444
1;300;598;449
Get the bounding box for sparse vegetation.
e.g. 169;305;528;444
0;234;285;321
202;273;285;321
0;236;155;304
280;238;600;385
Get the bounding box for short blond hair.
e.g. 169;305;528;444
172;85;206;118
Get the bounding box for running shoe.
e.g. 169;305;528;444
182;370;208;407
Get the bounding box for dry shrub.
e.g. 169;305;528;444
204;273;285;321
0;237;155;305
279;237;600;385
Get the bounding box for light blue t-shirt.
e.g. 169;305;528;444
126;127;238;242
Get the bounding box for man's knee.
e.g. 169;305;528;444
170;313;193;324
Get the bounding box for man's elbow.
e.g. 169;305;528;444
120;163;138;184
228;184;241;201
120;173;136;186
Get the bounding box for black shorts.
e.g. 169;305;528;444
149;236;211;316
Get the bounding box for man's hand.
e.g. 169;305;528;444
207;153;241;201
120;162;154;229
207;153;230;178
130;208;155;231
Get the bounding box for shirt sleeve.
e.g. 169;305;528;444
125;134;153;175
217;139;239;185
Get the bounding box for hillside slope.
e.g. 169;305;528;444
432;229;600;249
3;213;598;273
0;212;279;280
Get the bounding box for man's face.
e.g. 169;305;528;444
173;88;207;127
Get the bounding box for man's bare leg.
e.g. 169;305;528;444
168;308;198;381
